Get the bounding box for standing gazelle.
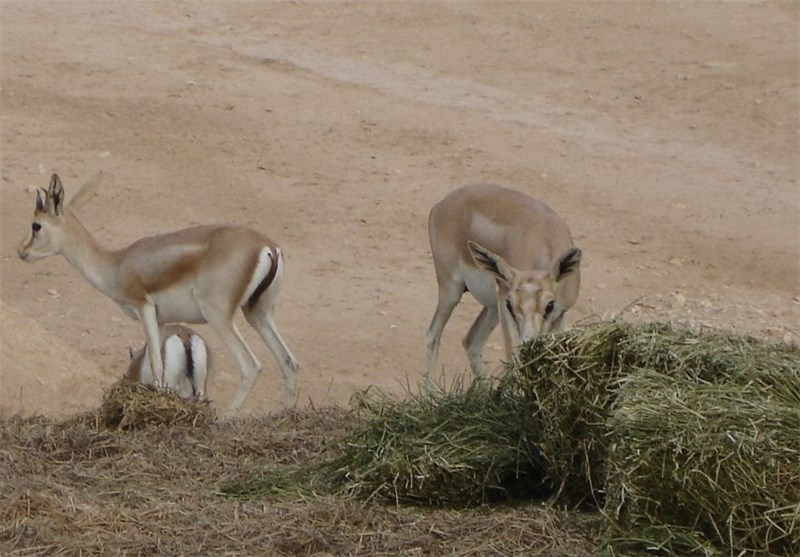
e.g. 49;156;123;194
425;184;581;382
18;173;299;415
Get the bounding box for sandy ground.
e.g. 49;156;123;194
1;1;797;417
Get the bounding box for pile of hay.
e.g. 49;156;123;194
323;379;546;507
73;380;216;430
516;321;800;555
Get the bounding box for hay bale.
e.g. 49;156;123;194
325;379;546;507
89;381;216;430
605;369;800;556
516;320;800;555
516;321;800;506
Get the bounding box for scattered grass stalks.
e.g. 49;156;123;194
516;320;800;556
218;463;322;501
321;375;547;507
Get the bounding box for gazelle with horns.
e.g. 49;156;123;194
18;173;299;415
425;184;582;382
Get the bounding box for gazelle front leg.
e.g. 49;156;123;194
139;303;165;389
462;304;499;379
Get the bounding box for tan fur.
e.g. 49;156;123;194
19;174;299;415
426;184;582;382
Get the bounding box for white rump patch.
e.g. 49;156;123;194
163;335;188;391
239;247;274;307
189;334;208;375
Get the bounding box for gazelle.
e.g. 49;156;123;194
18;173;299;415
126;324;211;401
425;184;582;382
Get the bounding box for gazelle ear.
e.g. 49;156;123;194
46;174;65;216
469;241;515;287
35;188;46;211
553;247;582;281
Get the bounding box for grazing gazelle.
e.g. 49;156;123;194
126;324;211;401
425;184;582;382
18;173;299;415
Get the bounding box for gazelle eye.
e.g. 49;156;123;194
544;300;555;316
31;222;42;233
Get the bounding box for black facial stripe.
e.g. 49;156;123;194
505;299;515;318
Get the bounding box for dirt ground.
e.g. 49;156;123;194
1;1;797;417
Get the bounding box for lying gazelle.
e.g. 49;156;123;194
126;324;211;400
18;173;299;415
425;184;582;382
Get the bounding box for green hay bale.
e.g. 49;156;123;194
324;378;546;507
606;369;800;556
515;321;800;506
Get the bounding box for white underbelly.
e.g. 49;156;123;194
461;264;499;308
152;288;205;324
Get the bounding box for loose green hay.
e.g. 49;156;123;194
322;378;547;507
218;463;322;501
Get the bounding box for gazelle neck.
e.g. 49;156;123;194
60;210;118;298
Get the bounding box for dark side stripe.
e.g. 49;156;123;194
185;340;195;380
246;247;279;309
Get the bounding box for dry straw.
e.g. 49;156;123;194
75;380;217;430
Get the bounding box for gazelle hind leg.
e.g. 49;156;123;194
425;281;464;385
462;305;499;379
244;307;300;409
201;307;262;416
242;258;299;409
